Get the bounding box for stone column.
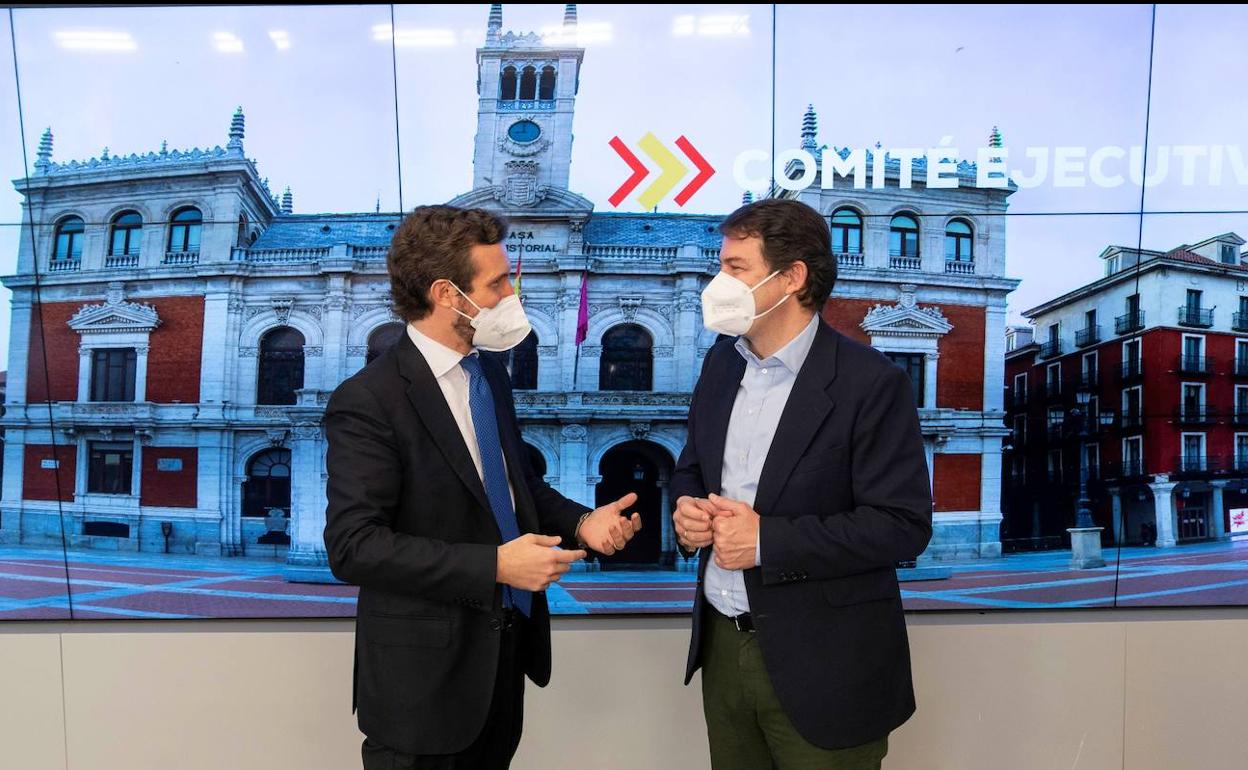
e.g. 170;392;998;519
199;287;231;403
1210;480;1228;539
559;424;589;506
285;390;329;579
1106;486;1123;545
77;345;91;402
658;468;674;567
1149;479;1178;548
134;344;150;402
923;351;939;409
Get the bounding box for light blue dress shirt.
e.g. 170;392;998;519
704;313;820;617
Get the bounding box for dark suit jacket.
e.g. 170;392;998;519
322;330;590;755
670;316;933;750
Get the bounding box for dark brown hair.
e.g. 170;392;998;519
718;198;836;310
387;205;508;321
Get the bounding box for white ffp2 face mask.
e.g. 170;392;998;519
700;269;791;336
448;283;532;352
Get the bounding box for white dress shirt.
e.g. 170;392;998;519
703;313;820;617
406;323;515;511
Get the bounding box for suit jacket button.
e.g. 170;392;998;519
489;619;502;631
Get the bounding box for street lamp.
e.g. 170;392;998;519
1068;385;1106;569
1072;388;1096;529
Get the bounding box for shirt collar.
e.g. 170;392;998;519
734;313;820;374
406;322;473;379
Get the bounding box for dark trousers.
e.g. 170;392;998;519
362;612;527;770
701;607;889;770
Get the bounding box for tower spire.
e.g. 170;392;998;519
228;106;245;153
35;127;53;173
800;104;818;153
988;125;1004;163
487;5;502;45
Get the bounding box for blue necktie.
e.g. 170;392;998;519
460;354;531;617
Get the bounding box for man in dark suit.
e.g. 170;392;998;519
323;205;642;769
671;199;933;769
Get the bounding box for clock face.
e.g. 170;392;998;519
508;120;541;144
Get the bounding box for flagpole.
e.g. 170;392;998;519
573;250;590;390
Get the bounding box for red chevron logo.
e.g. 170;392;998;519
608;133;716;209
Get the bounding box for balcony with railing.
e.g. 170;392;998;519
1174;405;1218;426
1075;325;1101;348
835;251;865;269
162;250;200;266
48;257;81;272
1172;454;1222;476
1115;310;1145;334
888;251;922;270
1177;354;1211;375
1177;306;1214;328
1039;339;1062;359
497;99;556;111
1119;359;1144;382
104;254;139;269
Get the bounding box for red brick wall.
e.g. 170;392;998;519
935;304;986;410
140;447;198;508
145;296;204;404
933;453;982;512
821;298;875;345
23;444;76;502
26;296;203;404
26;302;79;403
822;299;986;411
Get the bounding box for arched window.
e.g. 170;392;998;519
500;65;518;100
600;324;653;391
109;211;142;256
538;65;556;100
257;327;305;405
366;323;405;365
519;66;537;100
243;448;291;519
54;216;84;261
945;219;974;262
830;208;862;254
168;207;203;253
889;214;920;258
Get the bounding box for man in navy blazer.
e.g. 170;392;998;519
324;205;643;769
671;198;933;769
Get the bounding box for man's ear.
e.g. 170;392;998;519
428;278;454;310
785;260;809;295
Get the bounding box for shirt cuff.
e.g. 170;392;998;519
574;510;593;547
754;530;762;567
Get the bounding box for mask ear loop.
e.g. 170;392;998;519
749;269;792;320
447;281;482;322
748;269;782;294
753;291;792;321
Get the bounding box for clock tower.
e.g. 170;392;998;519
470;4;584;205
